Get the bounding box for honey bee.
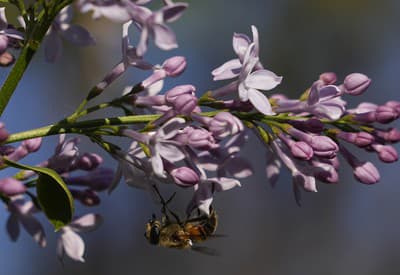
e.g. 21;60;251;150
144;207;218;254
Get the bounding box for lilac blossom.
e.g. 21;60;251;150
45;6;95;62
212;25;262;81
57;213;102;262
6;198;46;247
0;178;26;196
122;118;186;178
0;7;24;54
77;0;149;23
135;2;188;56
275;82;346;120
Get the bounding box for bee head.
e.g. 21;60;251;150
144;215;161;245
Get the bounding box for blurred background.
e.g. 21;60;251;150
1;0;400;274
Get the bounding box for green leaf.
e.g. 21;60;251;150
3;158;74;231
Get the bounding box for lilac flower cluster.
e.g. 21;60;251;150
0;131;111;262
0;0;399;264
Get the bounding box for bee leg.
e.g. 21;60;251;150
151;185;182;224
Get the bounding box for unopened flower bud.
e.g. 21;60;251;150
75;153;103;170
22;138;42;153
337;131;374;147
0;122;9;143
169;94;198;115
319;72;337;85
354;161;380;184
65;168;114;191
71;189;100;206
208;112;244;139
290;141;314;160
0;51;14;67
165;85;196;103
374;128;400;142
375;105;398;124
385;101;400;114
343;73;371;95
170;167;199;187
0;178;26;196
371;144;398;163
188;128;217;150
162;56;186;77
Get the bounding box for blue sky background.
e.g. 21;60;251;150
1;0;400;274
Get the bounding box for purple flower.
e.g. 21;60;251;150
212;25;261;81
6;198;46;247
111;142;156;192
237;43;281;115
47;135;80;173
57;214;102;262
77;0;148;23
0;7;24;54
193;112;244;140
45;6;95;62
64;167;114;191
0;178;26;196
135;3;188;56
123;118;186;178
275;83;346;120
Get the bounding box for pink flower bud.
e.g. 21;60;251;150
353;161;380;184
170;94;198;115
375;105;398;124
71;189;100;206
165;85;196;103
208;112;244;139
343;73;371;95
0;178;26;196
162;56;186;77
371;144;398;163
65;168;114;191
374;128;400;142
0;122;9;143
290;141;314;160
337;131;374;147
170;167;199;187
319;72;337;85
75;153;103;170
22;138;42;153
0;51;14;67
385;101;400;114
187;128;217;150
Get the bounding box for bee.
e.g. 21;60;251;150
144;207;218;254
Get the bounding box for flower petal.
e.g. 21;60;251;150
156;142;185;162
158;117;186;139
211;59;242;81
69;214;103;233
60;229;85;262
6;214;20;242
245;69;282;91
152;23;178;51
232;33;251;60
247;88;275;115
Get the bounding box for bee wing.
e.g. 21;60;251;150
190;245;220;256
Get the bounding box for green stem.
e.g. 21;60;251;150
5;114;162;143
0;1;72;116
